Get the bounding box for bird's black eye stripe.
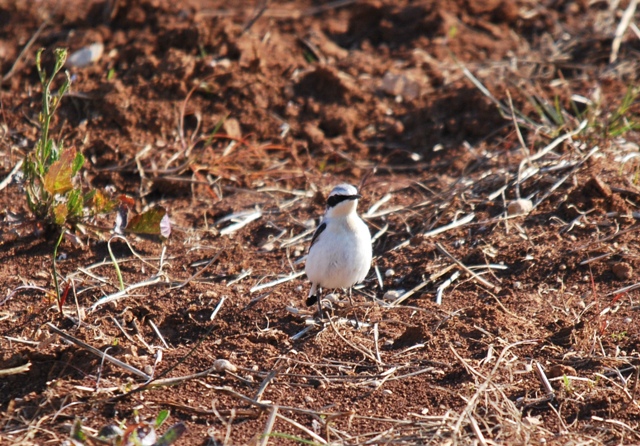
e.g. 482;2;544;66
327;194;358;208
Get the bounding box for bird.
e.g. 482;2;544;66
305;183;372;315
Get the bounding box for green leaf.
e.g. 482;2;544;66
36;48;46;84
70;418;87;442
67;189;83;218
44;148;76;194
154;423;186;446
45;139;57;163
86;189;118;214
155;409;170;428
72;150;84;175
125;207;171;238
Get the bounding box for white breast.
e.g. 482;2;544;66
305;214;372;290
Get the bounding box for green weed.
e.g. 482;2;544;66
601;87;640;137
611;331;628;342
22;48;111;309
21;48;170;311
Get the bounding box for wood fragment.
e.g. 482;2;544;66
423;213;475;238
534;361;555;399
90;275;165;311
0;362;31;376
610;0;639;63
46;323;150;380
436;243;497;292
250;271;305;293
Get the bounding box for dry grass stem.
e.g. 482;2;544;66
46;323;151;380
435;242;498;291
250;271;305;293
610;0;639;63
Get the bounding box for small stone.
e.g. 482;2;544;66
383;290;401;300
381;72;404;96
381;72;421;100
507;199;533;216
303;122;325;145
385;269;395;278
547;364;577;379
67;43;104;68
222;118;242;139
324;293;339;302
382;389;393;395
212;359;237;373
612;262;633;280
585;176;612;198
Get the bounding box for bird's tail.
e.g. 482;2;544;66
306;282;318;306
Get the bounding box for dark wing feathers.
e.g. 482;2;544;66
309;222;326;249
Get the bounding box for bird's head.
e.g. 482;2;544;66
325;183;361;218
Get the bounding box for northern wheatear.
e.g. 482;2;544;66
305;184;372;314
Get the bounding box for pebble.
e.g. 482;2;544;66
212;359;237;373
385;269;395;277
67;43;104;68
612;262;633;280
324;293;339;302
381;72;420;100
546;364;577;379
507;199;533;216
383;290;403;300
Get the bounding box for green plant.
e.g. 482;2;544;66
23;48;77;224
23;48;117;229
611;330;628;342
21;48;169;311
22;48;102;309
601;87;640;137
562;374;574;394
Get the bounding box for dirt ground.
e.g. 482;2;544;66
1;0;640;444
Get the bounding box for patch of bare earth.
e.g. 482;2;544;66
1;0;640;444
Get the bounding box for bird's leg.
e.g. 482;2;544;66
348;287;360;329
306;282;325;319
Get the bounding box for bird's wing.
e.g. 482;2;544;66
309;221;327;250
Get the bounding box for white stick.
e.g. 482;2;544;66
250;271;305;293
423;213;475;238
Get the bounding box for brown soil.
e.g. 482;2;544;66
1;0;640;445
